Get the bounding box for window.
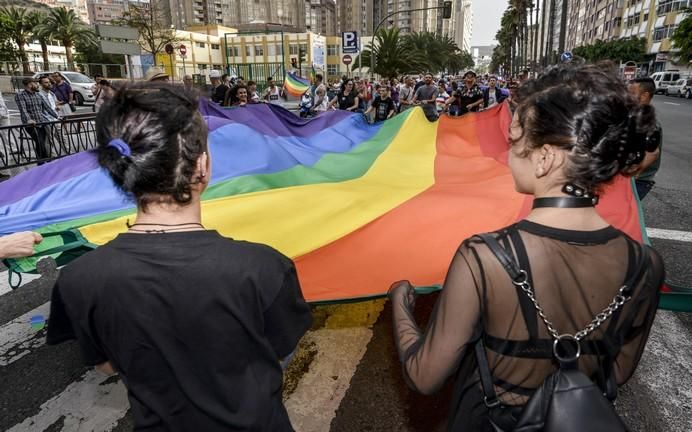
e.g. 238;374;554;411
643;13;648;21
327;44;338;56
327;64;338;76
276;44;283;55
300;43;308;54
255;45;263;56
198;63;207;70
245;45;252;57
268;44;276;56
228;46;239;57
653;25;677;41
289;44;298;55
196;42;206;48
211;44;220;50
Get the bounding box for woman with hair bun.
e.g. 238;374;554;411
46;82;312;432
389;63;664;431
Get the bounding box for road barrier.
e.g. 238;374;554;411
0;113;97;171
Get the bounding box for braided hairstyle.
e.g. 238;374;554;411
513;63;657;192
95;82;208;209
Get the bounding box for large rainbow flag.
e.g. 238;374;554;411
283;71;311;97
1;101;689;310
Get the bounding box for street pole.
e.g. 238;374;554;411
370;6;448;80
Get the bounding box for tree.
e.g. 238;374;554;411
40;7;96;71
119;0;178;57
0;7;32;73
354;28;428;78
670;11;692;64
27;11;50;71
572;38;646;64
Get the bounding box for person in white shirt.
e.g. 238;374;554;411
262;77;283;105
310;86;330;115
247;80;260;103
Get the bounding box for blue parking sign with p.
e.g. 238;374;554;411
342;31;359;54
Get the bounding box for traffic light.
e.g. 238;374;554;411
299;48;307;65
443;1;452;19
291;57;297;68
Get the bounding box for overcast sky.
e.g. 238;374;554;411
471;0;508;47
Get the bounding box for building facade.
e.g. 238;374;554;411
452;0;472;53
339;0;374;36
305;0;338;35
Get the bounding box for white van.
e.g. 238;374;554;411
650;71;682;94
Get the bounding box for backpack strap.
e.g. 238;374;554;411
475;339;501;408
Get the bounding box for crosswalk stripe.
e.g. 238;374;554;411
285;300;385;431
5;369;129;432
0;302;50;366
646;228;692;243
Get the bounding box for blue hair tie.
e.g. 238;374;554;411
107;138;131;157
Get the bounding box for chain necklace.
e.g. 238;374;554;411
126;221;205;234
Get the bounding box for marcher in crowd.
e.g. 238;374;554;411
15;78;60;162
412;73;439;120
398;76;416;112
506;81;520;113
0;231;43;259
231;85;249;106
93;80;114;112
445;70;484;116
483;75;507;109
246;80;260;103
310;85;330;115
209;70;228;104
330;79;359;112
365;86;395;123
436;81;450;114
51;72;73;117
145;68;169;82
262;77;282;105
183;75;194;91
389;63;663;431
46;82;312;431
628;77;662;200
37;76;60;116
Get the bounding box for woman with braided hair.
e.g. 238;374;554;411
46;83;312;431
389;63;664;431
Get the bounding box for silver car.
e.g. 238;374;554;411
32;71;96;105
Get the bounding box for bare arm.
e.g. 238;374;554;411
0;232;43;259
95;361;116;376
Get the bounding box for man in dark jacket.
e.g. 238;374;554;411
209;70;229;104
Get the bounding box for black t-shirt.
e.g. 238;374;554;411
453;84;484;114
337;91;356;110
47;231;312;432
211;84;229;104
371;97;395;122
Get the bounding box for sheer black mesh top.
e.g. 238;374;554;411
392;220;664;407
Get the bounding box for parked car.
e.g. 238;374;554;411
32;71;96;105
682;79;692;99
650;70;682;94
664;78;690;97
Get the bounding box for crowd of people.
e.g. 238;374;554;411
0;61;668;431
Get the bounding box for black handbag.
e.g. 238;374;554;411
473;233;646;432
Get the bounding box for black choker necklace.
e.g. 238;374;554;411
126;221;205;234
532;183;599;209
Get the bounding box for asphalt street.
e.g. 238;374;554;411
0;97;690;431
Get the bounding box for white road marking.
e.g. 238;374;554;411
646;228;692;243
0;270;41;296
663;102;680;106
6;369;129;432
0;302;50;366
284;300;384;432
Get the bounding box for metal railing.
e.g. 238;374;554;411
0;114;97;170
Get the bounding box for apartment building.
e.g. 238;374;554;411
305;0;339;35
452;0;472;53
566;0;624;50
339;0;375;35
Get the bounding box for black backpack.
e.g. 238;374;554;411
472;233;647;432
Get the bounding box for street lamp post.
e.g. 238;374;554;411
369;4;451;79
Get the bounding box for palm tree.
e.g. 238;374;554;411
27;11;51;71
355;28;427;78
41;7;95;71
0;7;32;73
